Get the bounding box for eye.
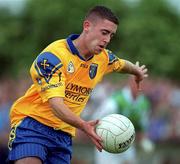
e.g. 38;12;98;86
101;30;108;35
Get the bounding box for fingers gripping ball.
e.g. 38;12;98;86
95;114;135;153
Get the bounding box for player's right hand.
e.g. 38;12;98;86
81;120;103;152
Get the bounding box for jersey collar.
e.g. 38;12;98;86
66;34;94;61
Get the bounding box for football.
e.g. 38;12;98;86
95;114;135;153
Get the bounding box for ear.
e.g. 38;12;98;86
83;20;91;32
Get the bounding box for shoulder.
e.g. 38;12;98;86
32;40;66;71
99;49;118;65
44;39;68;54
37;39;73;62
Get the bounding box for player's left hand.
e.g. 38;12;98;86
134;61;148;90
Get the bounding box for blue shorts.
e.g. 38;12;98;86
8;117;72;164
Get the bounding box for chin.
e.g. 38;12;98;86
94;49;102;54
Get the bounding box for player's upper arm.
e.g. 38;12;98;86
30;51;66;102
105;50;125;74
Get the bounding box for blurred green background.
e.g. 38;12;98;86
0;0;180;164
1;0;180;80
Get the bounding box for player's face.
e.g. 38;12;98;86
84;19;117;54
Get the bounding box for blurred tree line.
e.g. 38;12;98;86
0;0;180;80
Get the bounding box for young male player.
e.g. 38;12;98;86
8;5;148;164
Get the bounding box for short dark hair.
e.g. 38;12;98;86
85;6;119;25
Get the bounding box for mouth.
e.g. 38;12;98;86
98;45;105;50
94;45;106;54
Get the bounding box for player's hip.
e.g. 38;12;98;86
8;116;72;151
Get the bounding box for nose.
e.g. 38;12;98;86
104;35;111;44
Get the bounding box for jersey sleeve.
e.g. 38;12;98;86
104;50;125;74
30;52;66;102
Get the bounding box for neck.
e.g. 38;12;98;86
73;34;93;60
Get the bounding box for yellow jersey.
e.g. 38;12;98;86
10;34;125;136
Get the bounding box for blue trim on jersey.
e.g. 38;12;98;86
66;34;80;55
35;52;63;83
107;50;118;65
66;34;94;61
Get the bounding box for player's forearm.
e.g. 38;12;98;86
48;97;86;130
120;60;140;76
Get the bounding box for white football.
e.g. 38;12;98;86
96;114;135;153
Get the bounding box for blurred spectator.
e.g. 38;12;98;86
0;76;31;163
91;77;154;164
169;86;180;109
81;81;114;120
0;78;13;163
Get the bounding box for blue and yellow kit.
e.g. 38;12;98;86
10;34;125;136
